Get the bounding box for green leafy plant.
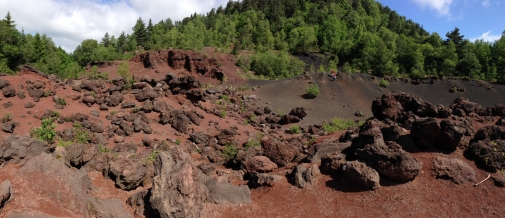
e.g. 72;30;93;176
99;144;111;153
110;111;116;115
378;78;390;87
74;128;90;144
305;84;319;99
73;122;82;128
30;118;57;144
221;144;238;158
90;91;96;97
56;97;67;106
220;110;227;118
277;109;286;116
289;125;300;134
244;137;261;150
144;150;159;163
57;140;73;147
51;110;60;118
175;139;181;145
1;113;12;123
322;117;364;133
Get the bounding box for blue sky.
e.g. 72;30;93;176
376;0;505;41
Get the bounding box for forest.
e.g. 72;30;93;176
1;0;505;81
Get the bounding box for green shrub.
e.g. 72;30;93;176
1;113;12;123
244;137;261;150
56;97;67;106
322;117;363;133
57;140;73;147
220;110;227;118
305;84;319;98
74;128;90;144
31;118;57;143
143;150;159;163
378;78;389;87
99;144;111;153
290;125;300;134
221;144;238;158
175;139;181;145
249;51;305;79
118;62;130;78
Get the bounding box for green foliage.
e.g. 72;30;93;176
56;97;67;106
378;78;389;87
117;62;130;78
88;66;109;80
99;144;111;153
221;144;238;158
305;84;319;98
74;128;90;144
1;113;12;123
244;137;261;150
73;122;82;128
57;140;73;147
322;117;363;133
249;51;305;79
144;150;159;163
219;110;227;118
30;118;57;143
175;139;181;145
289;125;300;134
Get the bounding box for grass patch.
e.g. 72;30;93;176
378;78;390;87
1;113;12;123
289;125;300;134
57;140;73;147
305;84;319;99
221;144;238;159
322;117;364;133
74;128;90;144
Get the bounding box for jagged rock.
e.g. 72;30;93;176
109;157;148;190
171;110;191;134
24;102;35;108
432;156;475;184
187;111;201;126
142;100;154;113
62;128;74;141
205;177;251;204
492;176;505;187
2;101;12;108
436;119;465;151
0;135;49;166
66;143;96;168
247;172;281;188
82;95;96;106
307;142;351;163
216;128;237;146
127;190;153;217
320;152;346;173
142;124;153;134
106;93;124;107
467;139;505;172
355;142;422;182
2;86;16;98
473;125;504;142
229;146;263;168
261;136;300;167
410;117;441;149
90;122;104;133
0;180;14;212
291;164;320;188
1;121;18;133
289;107;307;119
121;102;137;109
100;103;109;110
87;198;133;218
150;148;208;218
0;79;10;89
153;99;169;112
120;122;134;136
371;91;438;123
189;132;212;146
342;161;380;190
242;156;278;173
279;115;301;124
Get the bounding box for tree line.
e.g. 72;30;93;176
1;0;505;81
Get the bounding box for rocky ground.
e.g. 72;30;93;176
1;48;505;217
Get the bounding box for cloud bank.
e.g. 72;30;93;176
0;0;229;52
412;0;454;16
471;31;502;42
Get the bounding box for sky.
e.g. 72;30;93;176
0;0;504;53
376;0;505;41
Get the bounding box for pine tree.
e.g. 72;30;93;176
132;17;147;49
101;32;111;47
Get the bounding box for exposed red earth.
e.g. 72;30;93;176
1;48;505;218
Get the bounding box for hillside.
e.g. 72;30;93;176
1;49;505;217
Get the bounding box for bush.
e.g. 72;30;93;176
31;118;57;144
220;110;227;118
74;128;90;144
378;78;389;87
322;117;363;133
244;137;261;150
249;51;305;79
118;62;130;78
56;97;67;106
1;113;12;123
221;144;238;158
289;125;300;134
305;84;319;98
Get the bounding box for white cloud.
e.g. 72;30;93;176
482;0;490;7
0;0;229;52
412;0;454;16
471;31;502;42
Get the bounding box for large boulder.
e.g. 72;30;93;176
436;119;465;151
289;107;307;119
355;142;422;182
291;164;320;188
247;172;281;188
432;156;475;184
261;136;301;167
371;91;438;123
0;180;14;212
0;79;10;89
307;142;351;163
66;143;96;168
342;161;380;190
0;135;49;166
108;157;148;190
205;177;251;204
150;148;208;218
467;139;505;172
410;117;441;149
242;156;278;173
2;86;16;98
